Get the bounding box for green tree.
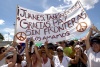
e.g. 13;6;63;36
0;33;4;40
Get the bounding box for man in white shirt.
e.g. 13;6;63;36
44;42;80;67
85;25;100;67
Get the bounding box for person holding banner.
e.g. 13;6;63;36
25;38;42;67
85;25;100;67
44;41;80;67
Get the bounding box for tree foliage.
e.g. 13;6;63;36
0;33;4;40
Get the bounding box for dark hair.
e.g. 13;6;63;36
16;54;22;64
90;37;100;46
0;47;5;53
6;55;13;59
48;43;54;50
30;41;33;47
68;40;75;46
17;45;22;50
40;45;45;49
58;40;66;45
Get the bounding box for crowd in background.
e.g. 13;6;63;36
0;25;100;67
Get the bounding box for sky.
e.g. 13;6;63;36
0;0;100;41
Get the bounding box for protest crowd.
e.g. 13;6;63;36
0;24;100;67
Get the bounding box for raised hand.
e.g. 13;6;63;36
26;38;29;45
91;25;97;31
45;41;48;46
11;41;18;47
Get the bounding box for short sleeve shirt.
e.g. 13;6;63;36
0;64;8;67
87;47;100;67
53;55;71;67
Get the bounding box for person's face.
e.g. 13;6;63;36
41;51;46;58
60;43;65;48
1;48;6;54
57;49;63;57
6;55;13;64
75;47;80;52
92;42;100;52
75;47;82;55
31;53;37;60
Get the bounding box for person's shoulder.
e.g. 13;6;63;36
21;60;27;67
63;55;70;59
0;64;8;67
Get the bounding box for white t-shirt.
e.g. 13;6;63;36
21;60;27;67
0;61;27;67
53;55;71;67
0;64;8;67
0;58;6;66
87;47;100;67
42;58;51;67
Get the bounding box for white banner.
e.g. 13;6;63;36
15;1;91;43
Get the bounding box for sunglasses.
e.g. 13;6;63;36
57;50;63;52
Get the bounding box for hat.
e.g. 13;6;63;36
5;52;13;59
57;46;63;51
90;37;100;44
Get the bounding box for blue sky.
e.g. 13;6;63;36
0;0;100;41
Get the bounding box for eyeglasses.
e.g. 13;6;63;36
57;50;63;52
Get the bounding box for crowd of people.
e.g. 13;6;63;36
0;25;100;67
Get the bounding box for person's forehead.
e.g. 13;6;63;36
57;48;62;50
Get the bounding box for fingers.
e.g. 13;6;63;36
7;46;16;52
45;41;48;45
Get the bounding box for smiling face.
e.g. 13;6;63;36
91;42;100;52
41;50;47;58
31;52;37;60
5;55;13;64
90;37;100;52
57;49;63;57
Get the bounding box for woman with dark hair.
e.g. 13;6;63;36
74;45;87;67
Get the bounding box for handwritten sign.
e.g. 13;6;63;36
16;1;91;43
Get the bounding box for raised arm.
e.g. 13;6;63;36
44;41;53;60
85;28;92;50
70;49;79;64
8;47;17;67
0;48;10;60
25;38;31;66
34;46;42;62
